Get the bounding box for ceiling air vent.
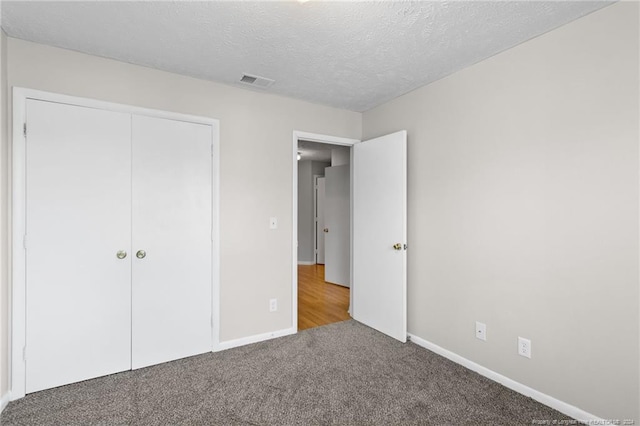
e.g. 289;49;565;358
239;73;275;89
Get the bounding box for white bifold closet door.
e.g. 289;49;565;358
25;100;213;393
25;100;133;393
131;115;212;369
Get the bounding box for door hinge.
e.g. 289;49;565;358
23;234;28;250
23;123;27;137
23;346;27;361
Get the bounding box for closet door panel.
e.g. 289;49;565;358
25;100;132;393
131;115;213;369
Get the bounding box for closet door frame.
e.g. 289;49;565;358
11;87;221;400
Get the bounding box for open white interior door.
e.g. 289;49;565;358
352;131;407;342
315;177;326;264
325;165;350;287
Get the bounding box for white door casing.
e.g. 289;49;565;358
131;115;213;369
291;131;359;332
25;99;133;392
315;176;326;264
352;131;407;342
324;165;350;287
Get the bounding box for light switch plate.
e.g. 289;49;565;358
475;321;487;341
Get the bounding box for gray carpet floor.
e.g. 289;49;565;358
2;320;570;425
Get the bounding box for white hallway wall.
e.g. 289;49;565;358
0;37;361;395
363;2;639;421
330;147;349;166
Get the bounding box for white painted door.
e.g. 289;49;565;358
324;165;350;287
352;131;407;342
131;115;213;369
315;177;326;264
25;100;132;393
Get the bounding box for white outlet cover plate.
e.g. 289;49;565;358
518;336;531;358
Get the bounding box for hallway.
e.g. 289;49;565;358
298;264;350;331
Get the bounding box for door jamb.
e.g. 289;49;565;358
11;87;221;400
292;131;360;332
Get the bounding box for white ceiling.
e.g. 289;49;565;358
1;1;611;112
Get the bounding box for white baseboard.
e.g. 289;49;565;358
216;327;296;351
1;391;10;413
297;261;316;265
407;333;604;424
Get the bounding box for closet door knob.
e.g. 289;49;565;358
116;250;127;259
136;250;146;259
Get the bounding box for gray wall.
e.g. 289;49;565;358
298;160;330;263
363;2;638;421
331;147;349;166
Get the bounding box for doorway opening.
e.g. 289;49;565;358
292;130;407;341
292;132;359;331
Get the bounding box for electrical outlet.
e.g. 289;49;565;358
269;217;278;229
518;337;531;358
475;321;487;341
269;298;277;312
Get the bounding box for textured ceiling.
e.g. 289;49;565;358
1;1;612;112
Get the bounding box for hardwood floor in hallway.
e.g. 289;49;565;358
298;264;350;331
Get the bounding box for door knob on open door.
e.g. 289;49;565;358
136;250;146;259
393;243;402;250
323;228;329;233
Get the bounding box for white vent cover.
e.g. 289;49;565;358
239;73;275;89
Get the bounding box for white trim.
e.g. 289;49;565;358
349;148;354;315
14;89;216;125
407;333;605;424
292;131;360;333
11;89;27;400
11;87;221;399
1;392;10;413
217;327;296;351
297;261;316;266
294;131;360;147
211;122;221;353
